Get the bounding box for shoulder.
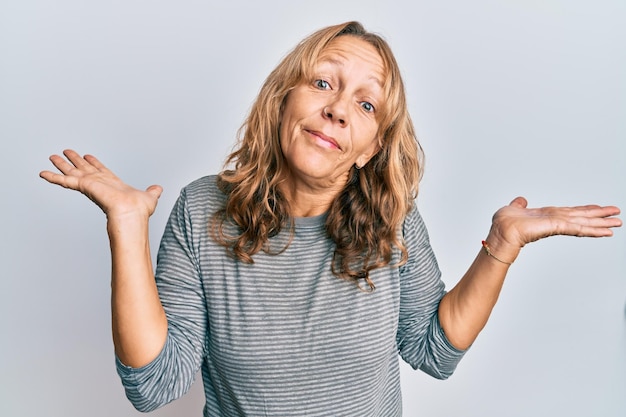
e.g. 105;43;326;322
182;174;220;196
177;175;227;214
402;203;427;234
401;203;432;249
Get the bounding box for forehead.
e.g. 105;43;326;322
316;36;386;87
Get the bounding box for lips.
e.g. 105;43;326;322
305;129;341;150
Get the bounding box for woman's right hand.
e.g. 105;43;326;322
40;149;162;220
42;150;168;367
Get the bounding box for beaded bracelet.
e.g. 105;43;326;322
481;240;514;265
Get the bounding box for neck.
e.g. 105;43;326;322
279;177;346;218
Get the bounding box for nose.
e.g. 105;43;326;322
323;98;348;126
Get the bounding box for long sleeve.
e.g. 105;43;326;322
396;207;467;379
116;187;208;412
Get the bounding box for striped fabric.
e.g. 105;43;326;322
116;175;465;416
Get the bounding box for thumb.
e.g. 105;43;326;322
146;184;163;199
509;196;528;208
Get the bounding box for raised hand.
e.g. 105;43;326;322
440;197;621;350
41;150;168;366
486;196;622;263
40;149;162;220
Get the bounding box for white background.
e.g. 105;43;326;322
1;0;624;416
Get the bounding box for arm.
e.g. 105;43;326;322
109;210;168;367
438;196;622;350
117;185;209;411
40;150;167;367
396;207;466;379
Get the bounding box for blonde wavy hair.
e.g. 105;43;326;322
213;21;424;290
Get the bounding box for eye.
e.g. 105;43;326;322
315;79;331;90
360;101;375;113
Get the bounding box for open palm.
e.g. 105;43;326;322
490;196;621;251
40;149;162;220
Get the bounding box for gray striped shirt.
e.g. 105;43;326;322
116;175;465;416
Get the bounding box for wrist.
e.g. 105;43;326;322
481;240;515;265
107;211;150;237
483;230;521;265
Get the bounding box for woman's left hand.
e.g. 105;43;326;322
485;197;622;263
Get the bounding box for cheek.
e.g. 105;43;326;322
278;101;306;147
278;115;297;158
278;113;292;147
356;123;380;150
279;99;297;134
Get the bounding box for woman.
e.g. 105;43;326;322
39;22;621;416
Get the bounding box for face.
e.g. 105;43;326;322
279;35;386;192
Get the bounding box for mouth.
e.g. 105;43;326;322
305;129;341;150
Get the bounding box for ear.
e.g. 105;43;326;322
355;139;381;168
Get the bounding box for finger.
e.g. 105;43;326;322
509;196;528;208
577;205;621;218
553;215;622;237
62;149;98;172
45;152;84;176
551;204;621;219
39;169;81;190
569;225;615;238
572;215;622;228
83;153;110;171
39;170;59;184
146;184;163;199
